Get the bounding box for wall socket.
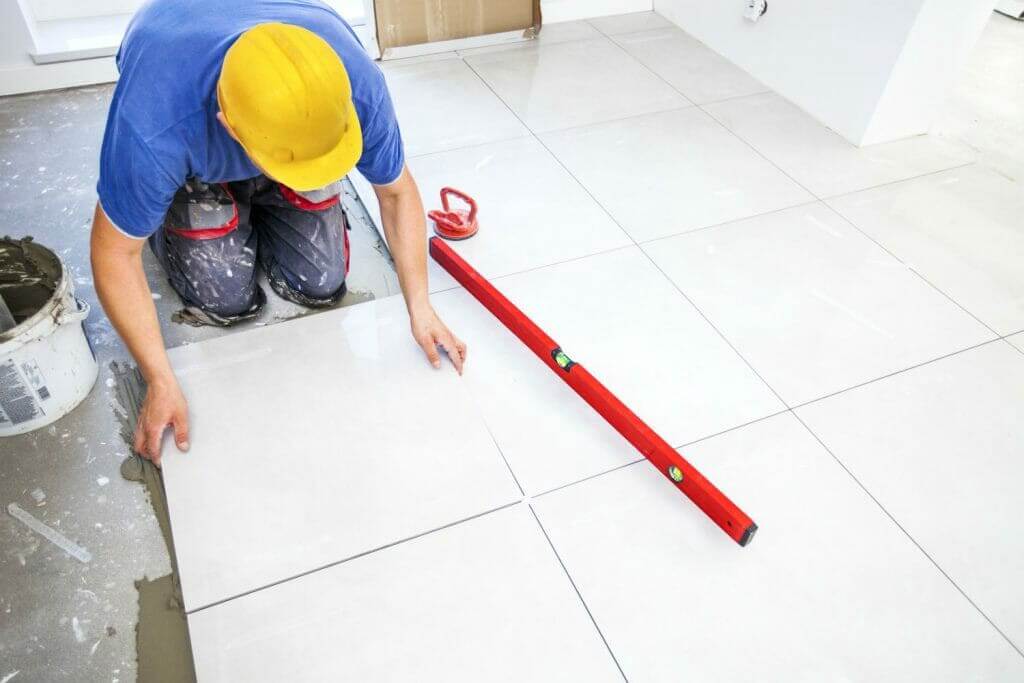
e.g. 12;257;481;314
745;0;768;22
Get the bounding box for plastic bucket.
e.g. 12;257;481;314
0;237;97;436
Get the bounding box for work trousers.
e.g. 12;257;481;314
149;176;349;325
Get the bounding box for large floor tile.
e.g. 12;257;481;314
432;247;784;495
797;341;1024;651
704;93;975;197
410;137;632;292
162;296;521;611
542;108;814;242
532;414;1024;682
1010;332;1024;352
382;57;528;156
587;11;672;36
644;203;995;405
613;28;768;105
464;37;690;132
188;505;623;682
827;165;1024;335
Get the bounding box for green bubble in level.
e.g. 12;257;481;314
668;465;684;483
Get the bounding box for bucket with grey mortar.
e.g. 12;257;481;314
0;236;97;435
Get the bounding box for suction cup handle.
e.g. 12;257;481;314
439;187;477;224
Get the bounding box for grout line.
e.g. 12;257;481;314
791;411;1024;660
534;458;648;500
406;131;534;162
817;161;977;202
528;505;629;682
475;406;526;497
788;337;1003;411
635;199;820;247
185;500;521;615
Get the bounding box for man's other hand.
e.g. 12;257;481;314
410;304;467;375
134;379;191;467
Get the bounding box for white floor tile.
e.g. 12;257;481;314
162;296;521;611
827;165;1024;335
643;203;995;405
532;414;1024;682
704;93;975;197
464;38;690;133
541;108;814;242
612;28;768;105
382;57;528;156
587;11;672;36
1009;332;1024;352
188;505;623;683
797;341;1024;651
458;20;603;57
432;247;784;495
413;136;632;291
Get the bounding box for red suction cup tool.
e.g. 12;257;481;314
429;187;479;240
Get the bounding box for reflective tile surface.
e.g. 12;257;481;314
644;203;995;405
827;165;1024;335
464;37;690;132
541;107;814;242
705;93;976;197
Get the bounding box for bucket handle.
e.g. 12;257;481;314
58;297;91;326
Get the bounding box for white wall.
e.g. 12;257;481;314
542;0;652;24
654;0;995;145
864;0;996;143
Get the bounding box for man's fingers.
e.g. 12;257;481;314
173;413;191;452
438;332;465;375
418;334;442;368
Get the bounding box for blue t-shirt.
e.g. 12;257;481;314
97;0;404;238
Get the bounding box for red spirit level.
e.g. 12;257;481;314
430;237;757;546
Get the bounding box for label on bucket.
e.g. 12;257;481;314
0;359;44;426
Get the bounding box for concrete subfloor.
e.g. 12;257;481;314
0;12;1020;682
0;86;398;681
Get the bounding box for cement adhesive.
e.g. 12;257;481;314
113;362;196;683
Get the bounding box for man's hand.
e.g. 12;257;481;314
133;379;190;467
410;303;467;374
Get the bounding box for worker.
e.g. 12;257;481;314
89;0;466;466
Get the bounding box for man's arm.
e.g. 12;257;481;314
374;165;466;373
90;204;189;465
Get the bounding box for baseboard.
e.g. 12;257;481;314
541;0;652;24
0;56;117;96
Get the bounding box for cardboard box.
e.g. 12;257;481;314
374;0;540;50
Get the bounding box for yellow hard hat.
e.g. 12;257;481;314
217;22;362;191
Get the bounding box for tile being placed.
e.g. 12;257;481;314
432;247;784;495
162;295;521;611
644;203;995;405
613;28;768;105
704;93;975;197
827;165;1024;335
188;505;623;683
532;414;1024;682
381;57;528;156
464;37;690;132
587;11;672;36
797;341;1024;651
541;108;813;242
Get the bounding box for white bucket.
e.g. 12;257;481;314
0;237;98;436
